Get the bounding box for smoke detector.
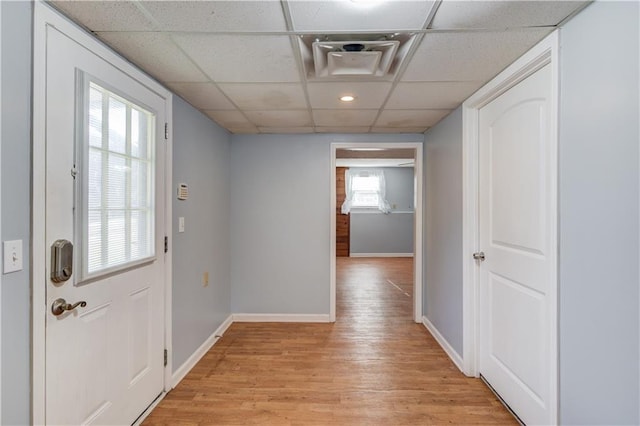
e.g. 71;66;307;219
298;33;417;81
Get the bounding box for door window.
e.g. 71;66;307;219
78;78;156;281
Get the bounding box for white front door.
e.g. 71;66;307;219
478;63;555;425
44;25;167;425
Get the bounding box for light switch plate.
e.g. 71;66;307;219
178;217;185;233
4;240;23;274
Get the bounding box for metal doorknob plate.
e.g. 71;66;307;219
473;252;485;261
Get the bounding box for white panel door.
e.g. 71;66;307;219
478;63;555;425
44;25;166;425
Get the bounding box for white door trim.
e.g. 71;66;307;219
0;2;3;420
330;142;423;323
32;3;173;423
461;31;559;421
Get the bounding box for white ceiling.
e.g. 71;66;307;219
51;0;588;135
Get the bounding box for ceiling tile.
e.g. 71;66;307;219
313;110;379;127
402;29;552;82
386;82;480;109
166;83;235;110
97;32;208;83
288;0;437;32
204;110;254;129
173;34;300;83
307;82;393;110
258;127;315;134
51;1;156;31
229;127;260;134
315;127;371;133
371;127;428;134
430;1;587;29
375;109;451;128
244;110;312;127
140;1;287;32
218;84;308;110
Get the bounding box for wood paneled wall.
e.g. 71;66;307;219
336;167;350;257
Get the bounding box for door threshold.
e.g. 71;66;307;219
480;374;525;426
132;391;165;426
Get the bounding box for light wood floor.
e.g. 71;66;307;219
143;257;516;425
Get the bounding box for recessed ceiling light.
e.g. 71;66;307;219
340;95;355;102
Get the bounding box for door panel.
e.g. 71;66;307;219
479;63;553;425
45;26;166;425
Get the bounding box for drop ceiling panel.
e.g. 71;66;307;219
139;1;288;32
313;110;379;127
371;127;429;134
244;110;312;127
218;83;308;110
97;32;208;83
316;127;371;134
386;82;480;109
288;0;438;32
173;34;300;83
375;109;451;128
307;82;393;109
229;127;260;134
258;127;315;134
430;1;587;29
402;28;552;82
51;1;156;31
204;110;254;129
166;83;236;110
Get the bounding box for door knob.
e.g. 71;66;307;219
51;298;87;316
473;252;485;261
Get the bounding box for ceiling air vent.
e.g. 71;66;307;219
312;40;399;78
298;33;417;81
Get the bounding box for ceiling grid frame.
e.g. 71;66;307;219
51;0;590;134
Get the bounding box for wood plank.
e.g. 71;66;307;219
336;167;350;257
144;258;516;425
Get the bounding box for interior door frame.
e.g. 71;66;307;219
0;2;3;420
32;3;173;423
330;142;423;323
461;31;559;420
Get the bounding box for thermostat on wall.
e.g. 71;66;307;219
177;183;189;200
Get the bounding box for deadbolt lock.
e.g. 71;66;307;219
51;239;73;283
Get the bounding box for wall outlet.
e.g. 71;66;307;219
203;272;209;287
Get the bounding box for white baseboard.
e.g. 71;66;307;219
232;313;332;323
422;316;464;373
171;314;233;388
349;253;414;258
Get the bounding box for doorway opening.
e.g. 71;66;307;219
330;142;423;323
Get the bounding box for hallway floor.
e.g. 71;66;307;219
143;257;515;425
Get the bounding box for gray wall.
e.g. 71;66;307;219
558;2;639;424
350;167;414;254
172;97;232;371
230;134;423;314
1;2;32;424
423;107;463;356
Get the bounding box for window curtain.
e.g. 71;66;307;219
341;168;354;214
341;169;391;214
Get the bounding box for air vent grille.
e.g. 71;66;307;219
298;33;418;81
313;40;399;78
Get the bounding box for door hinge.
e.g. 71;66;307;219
164;123;169;140
164;236;168;253
164;349;168;367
